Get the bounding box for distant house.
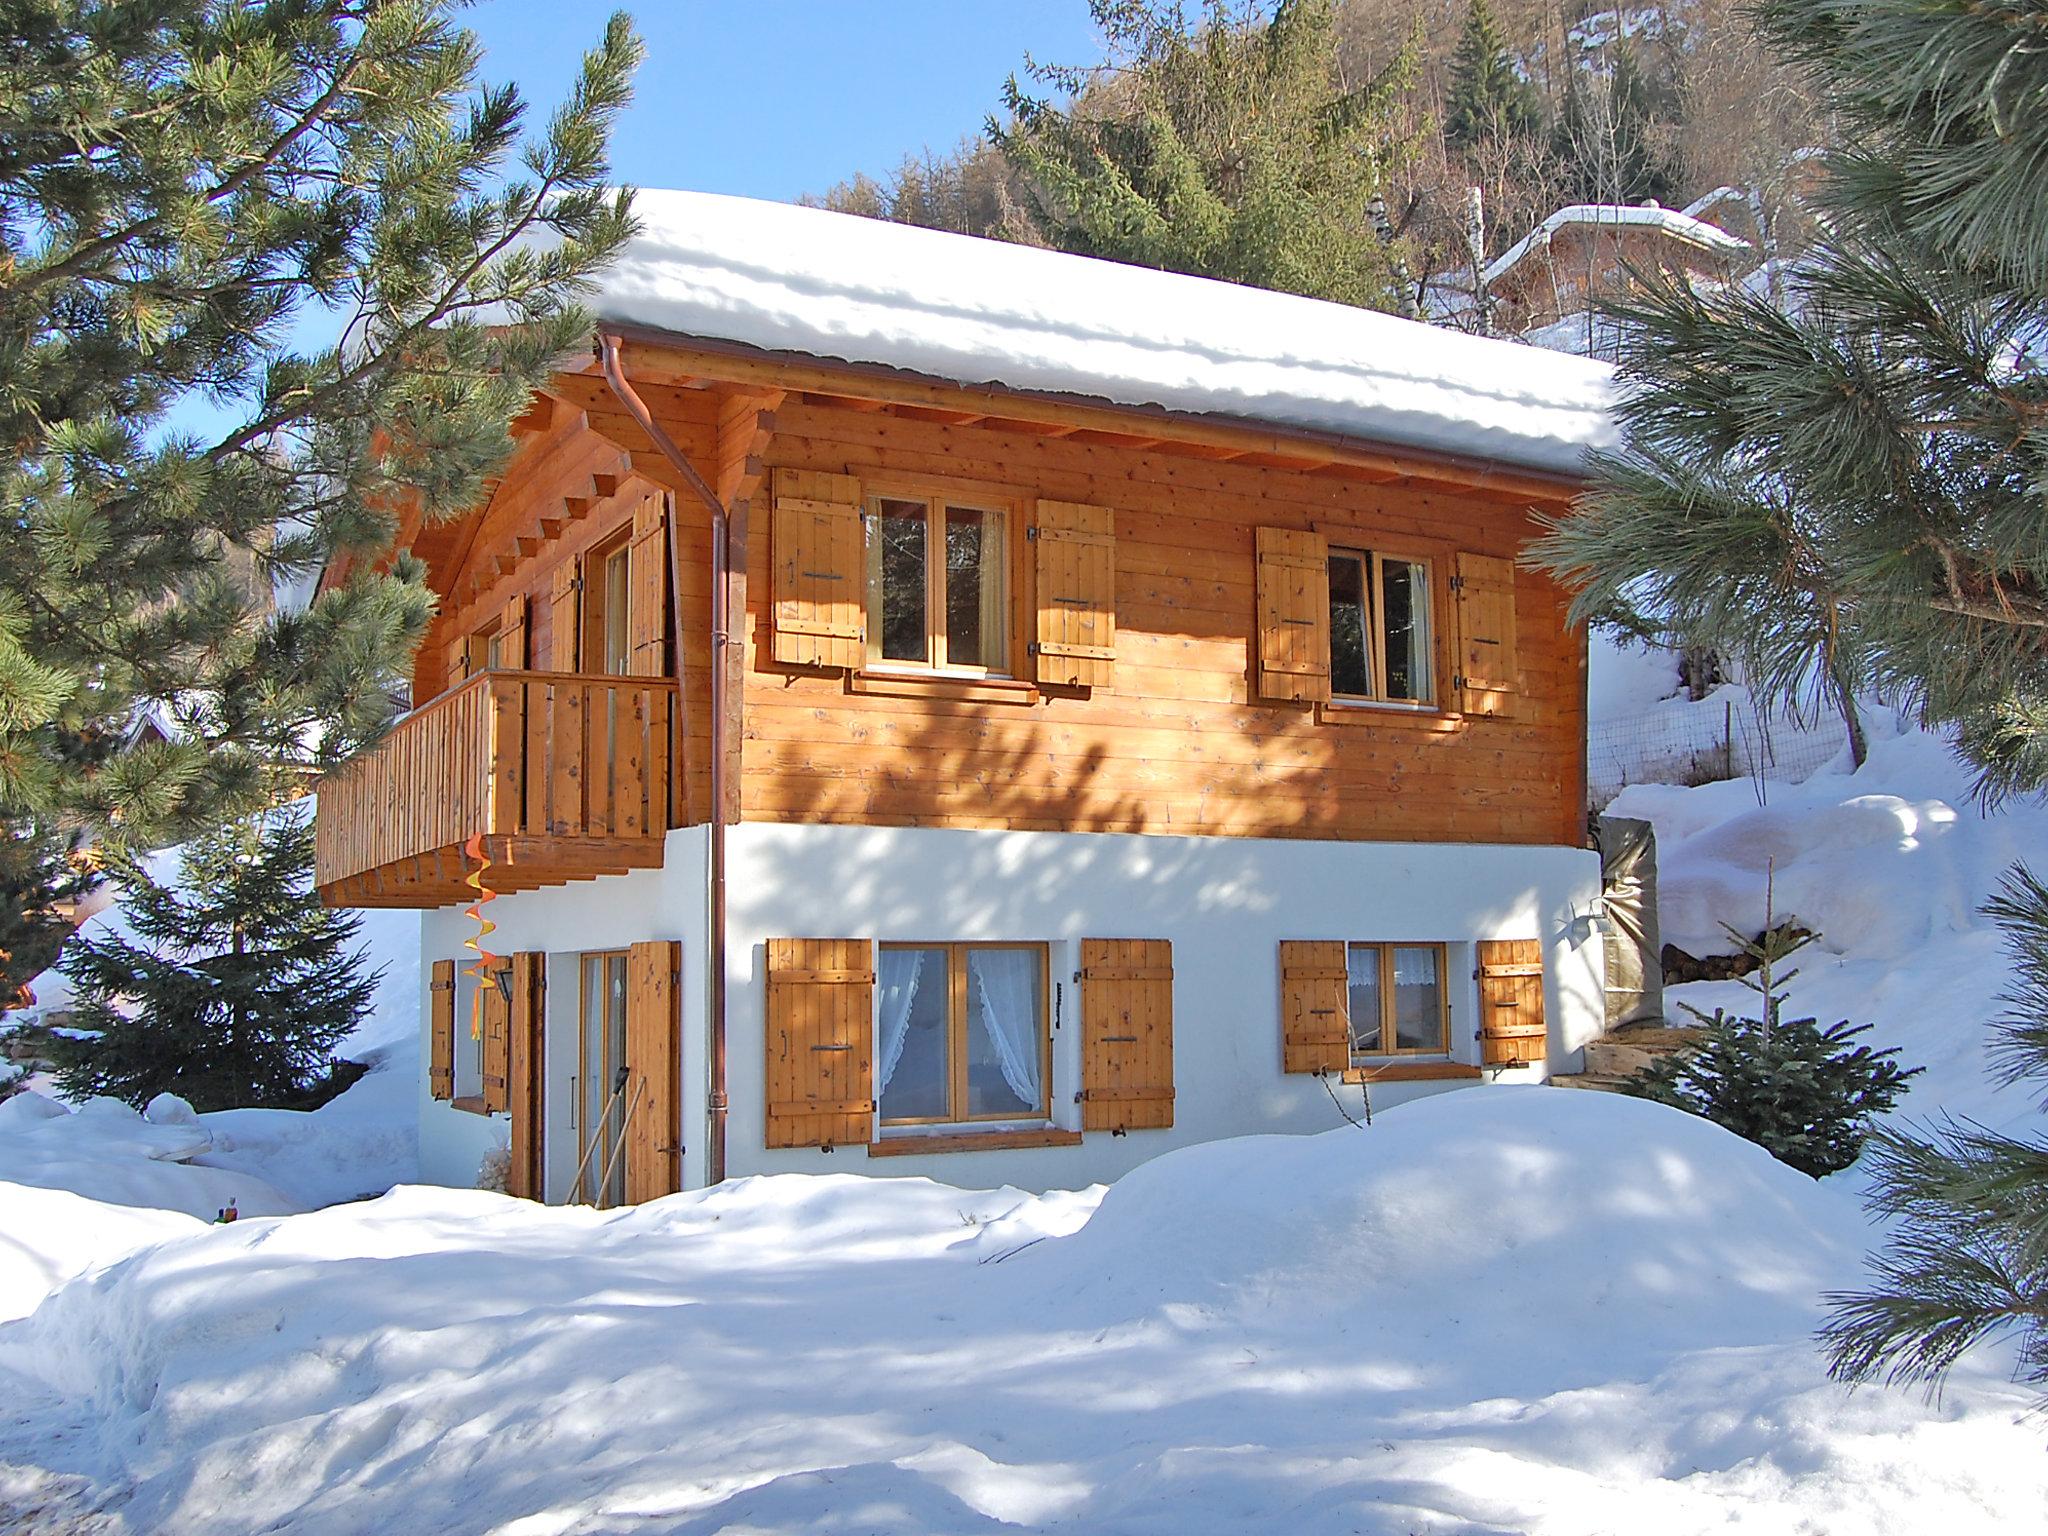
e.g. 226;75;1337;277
1484;201;1756;356
313;191;1617;1203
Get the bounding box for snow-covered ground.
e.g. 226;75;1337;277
3;650;2046;1530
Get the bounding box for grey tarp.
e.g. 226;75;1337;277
1597;816;1664;1028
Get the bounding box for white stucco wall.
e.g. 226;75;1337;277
414;822;1603;1196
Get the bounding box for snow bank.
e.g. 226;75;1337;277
1;1090;2037;1534
1612;728;2048;1134
585;190;1617;475
0;1184;199;1325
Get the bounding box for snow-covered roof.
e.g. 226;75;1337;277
586;190;1617;478
1483;203;1754;289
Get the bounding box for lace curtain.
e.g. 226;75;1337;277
969;948;1041;1109
876;947;926;1094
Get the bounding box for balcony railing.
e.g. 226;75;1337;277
315;669;678;907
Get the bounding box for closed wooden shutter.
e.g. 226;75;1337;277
498;594;528;670
624;939;682;1202
1453;552;1519;717
479;955;512;1112
507;951;545;1200
770;469;865;668
1032;500;1116;689
429;959;456;1100
1279;940;1349;1074
627;492;669;678
547;560;580;672
1079;939;1174;1132
764;937;875;1148
1477;939;1547;1066
1255;526;1331;702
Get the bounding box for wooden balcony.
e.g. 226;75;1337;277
315;670;678;908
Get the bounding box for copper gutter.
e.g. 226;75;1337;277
598;331;730;1186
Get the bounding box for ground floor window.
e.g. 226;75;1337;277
1346;942;1449;1059
878;942;1049;1126
454;966;483;1101
577;950;629;1205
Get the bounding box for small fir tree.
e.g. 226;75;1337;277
1821;867;2048;1402
1625;876;1918;1178
1444;0;1538;150
53;805;377;1111
991;0;1426;311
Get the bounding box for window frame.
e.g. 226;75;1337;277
1326;545;1437;710
580;524;634;677
576;948;630;1205
862;489;1013;678
877;940;1052;1129
1345;940;1452;1060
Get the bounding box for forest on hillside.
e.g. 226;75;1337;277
806;0;1825;323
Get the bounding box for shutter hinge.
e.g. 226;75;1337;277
1028;642;1042;656
1449;575;1466;593
1453;673;1468;690
1026;526;1040;541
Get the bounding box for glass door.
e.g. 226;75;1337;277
577;951;630;1206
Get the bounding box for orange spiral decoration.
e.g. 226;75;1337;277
461;832;502;1042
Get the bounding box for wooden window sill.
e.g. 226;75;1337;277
849;669;1041;706
450;1095;494;1116
1317;699;1453;728
867;1127;1082;1157
1342;1061;1481;1083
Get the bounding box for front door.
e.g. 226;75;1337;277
577;950;630;1205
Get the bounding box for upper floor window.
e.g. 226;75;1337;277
865;495;1009;674
1328;549;1433;705
582;528;633;676
1347;942;1449;1059
878;941;1047;1126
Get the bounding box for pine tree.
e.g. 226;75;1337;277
52;804;377;1111
990;0;1426;311
0;2;641;854
1444;0;1537;150
1532;0;2048;800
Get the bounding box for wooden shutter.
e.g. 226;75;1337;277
627;492;669;678
479;956;512;1112
1279;940;1349;1074
498;594;528;670
444;632;474;691
1453;552;1519;717
1255;527;1331;702
507;951;545;1200
429;959;456;1100
770;469;865;668
623;939;682;1202
1079;939;1174;1132
1477;938;1547;1066
547;559;580;672
764;937;875;1148
1032;500;1116;689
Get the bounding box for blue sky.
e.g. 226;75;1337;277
465;2;1105;202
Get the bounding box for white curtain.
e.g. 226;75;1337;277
876;948;926;1094
970;949;1041;1110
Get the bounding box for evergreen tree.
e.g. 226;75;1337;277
1532;0;2048;800
991;0;1425;311
0;814;93;1011
53;804;376;1111
1444;0;1537;149
1552;39;1679;206
0;2;641;854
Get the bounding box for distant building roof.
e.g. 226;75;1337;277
1483;202;1754;289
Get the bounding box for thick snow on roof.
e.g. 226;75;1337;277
588;190;1617;477
1484;202;1754;288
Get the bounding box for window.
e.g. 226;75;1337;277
1328;549;1433;705
577;951;630;1206
581;529;633;676
865;495;1008;673
878;942;1047;1126
1345;942;1449;1058
473;619;504;672
454;965;484;1100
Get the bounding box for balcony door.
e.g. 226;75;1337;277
577;949;630;1206
580;531;634;677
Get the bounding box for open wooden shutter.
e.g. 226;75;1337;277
1255;527;1331;702
1079;939;1174;1132
429;959;456;1100
765;937;874;1148
507;950;545;1200
1477;939;1547;1066
444;632;474;691
479;955;512;1112
623;939;682;1202
547;560;580;672
1279;940;1349;1074
627;492;669;678
1032;500;1116;689
498;594;528;670
770;469;865;668
1453;552;1519;717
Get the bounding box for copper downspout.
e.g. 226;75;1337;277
598;331;731;1186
